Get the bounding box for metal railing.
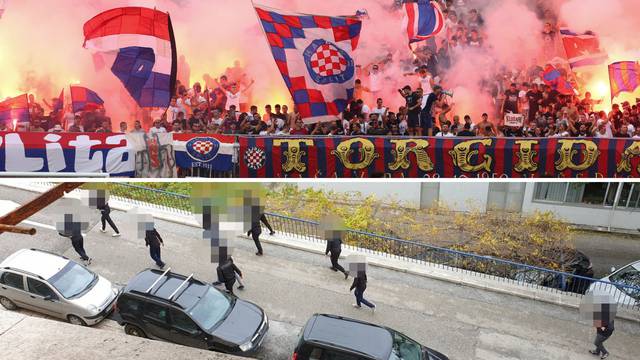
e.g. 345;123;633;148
66;183;640;310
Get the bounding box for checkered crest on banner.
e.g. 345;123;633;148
255;5;362;123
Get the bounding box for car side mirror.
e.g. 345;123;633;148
610;266;616;273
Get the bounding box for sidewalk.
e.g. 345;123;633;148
0;310;241;360
2;181;638;324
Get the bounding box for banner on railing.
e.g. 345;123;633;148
127;133;176;178
0;131;134;176
239;136;640;178
173;133;235;172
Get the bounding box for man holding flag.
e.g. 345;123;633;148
254;4;362;124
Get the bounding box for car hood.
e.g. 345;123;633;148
211;299;263;345
68;276;116;313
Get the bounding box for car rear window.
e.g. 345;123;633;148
0;272;24;290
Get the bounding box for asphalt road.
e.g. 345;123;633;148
1;186;640;360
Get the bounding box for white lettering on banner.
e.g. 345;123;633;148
5;133;44;172
69;135;103;173
43;134;66;172
105;134;134;174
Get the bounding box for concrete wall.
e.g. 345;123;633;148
297;182;423;208
438;183;490;212
521;184;640;231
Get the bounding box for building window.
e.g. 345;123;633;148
533;183;635;209
533;183;567;202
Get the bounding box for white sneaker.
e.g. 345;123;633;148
99;229;106;233
371;304;376;314
112;233;121;237
352;304;361;308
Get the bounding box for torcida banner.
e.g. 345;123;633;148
239;136;640;178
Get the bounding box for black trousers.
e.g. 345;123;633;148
71;239;89;261
251;231;263;254
260;214;274;233
149;245;164;267
224;279;236;294
101;213;119;233
330;250;346;274
594;333;610;355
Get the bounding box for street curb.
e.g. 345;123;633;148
2;181;638;324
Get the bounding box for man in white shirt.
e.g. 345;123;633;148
167;97;181;123
225;81;254;112
210;109;224;127
149;120;167;134
435;121;455;137
371;98;388;119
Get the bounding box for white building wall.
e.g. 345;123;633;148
297;182;423;208
438;183;490;212
521;184;640;231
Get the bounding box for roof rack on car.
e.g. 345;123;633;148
145;267;171;294
169;273;193;301
29;248;69;260
1;267;45;281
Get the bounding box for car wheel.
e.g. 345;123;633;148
0;296;17;310
67;315;87;326
124;324;147;338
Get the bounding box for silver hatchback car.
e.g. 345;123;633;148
0;248;120;326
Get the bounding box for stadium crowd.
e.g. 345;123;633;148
4;0;640;139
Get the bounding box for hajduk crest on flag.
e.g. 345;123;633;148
254;4;362;124
82;7;177;109
403;0;445;45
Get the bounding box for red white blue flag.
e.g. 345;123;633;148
0;94;29;126
254;5;362;123
559;28;608;69
70;86;104;113
173;133;235;172
83;7;177;109
403;0;445;44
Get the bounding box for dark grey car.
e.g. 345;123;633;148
116;268;268;354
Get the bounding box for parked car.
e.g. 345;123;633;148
0;248;119;326
514;250;594;294
116;268;268;354
293;314;448;360
588;260;640;307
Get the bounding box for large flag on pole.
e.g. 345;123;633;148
70;86;104;113
0;94;29;126
403;0;445;45
559;28;608;70
82;7;177;109
608;61;640;100
254;4;362;123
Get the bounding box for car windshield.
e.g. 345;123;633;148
609;264;640;300
388;331;423;360
48;262;97;299
188;287;233;331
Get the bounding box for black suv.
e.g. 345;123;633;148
116;268;268;354
293;314;448;360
